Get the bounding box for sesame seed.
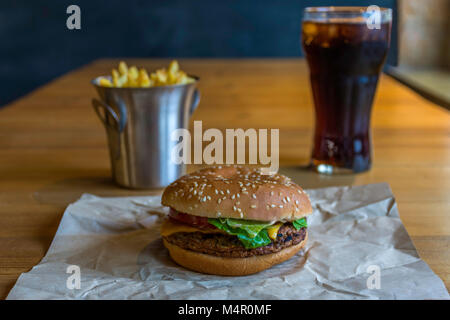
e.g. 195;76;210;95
237;193;240;198
231;194;235;199
218;199;222;204
207;196;211;200
193;190;197;195
240;212;244;218
215;189;218;194
202;196;207;202
271;204;276;208
250;204;257;208
270;191;274;196
279;205;283;208
233;206;237;211
252;194;257;199
286;196;291;202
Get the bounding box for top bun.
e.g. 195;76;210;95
161;166;312;222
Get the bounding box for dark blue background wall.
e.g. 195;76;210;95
0;0;397;106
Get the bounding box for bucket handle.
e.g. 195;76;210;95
92;98;126;159
190;89;201;115
92;98;127;132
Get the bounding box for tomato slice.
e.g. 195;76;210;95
168;208;216;229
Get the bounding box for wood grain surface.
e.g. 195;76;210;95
0;59;448;298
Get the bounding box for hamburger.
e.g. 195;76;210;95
161;166;312;276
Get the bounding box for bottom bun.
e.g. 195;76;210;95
163;231;308;276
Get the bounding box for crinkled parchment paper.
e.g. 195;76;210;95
7;183;449;299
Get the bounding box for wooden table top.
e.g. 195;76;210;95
0;59;448;298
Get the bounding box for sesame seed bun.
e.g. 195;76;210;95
161;166;312;221
163;231;308;276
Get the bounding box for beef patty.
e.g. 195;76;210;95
164;223;307;258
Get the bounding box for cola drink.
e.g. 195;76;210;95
302;8;391;173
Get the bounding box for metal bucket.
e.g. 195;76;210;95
91;76;200;189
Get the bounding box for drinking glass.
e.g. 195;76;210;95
302;7;392;173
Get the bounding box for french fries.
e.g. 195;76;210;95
98;60;195;88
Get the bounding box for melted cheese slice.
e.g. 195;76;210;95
161;218;227;237
267;223;282;240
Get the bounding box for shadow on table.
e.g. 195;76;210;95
278;165;356;190
33;176;162;206
33;166;356;207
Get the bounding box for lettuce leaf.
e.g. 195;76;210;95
221;218;272;238
292;217;307;230
208;217;308;249
208;218;272;249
